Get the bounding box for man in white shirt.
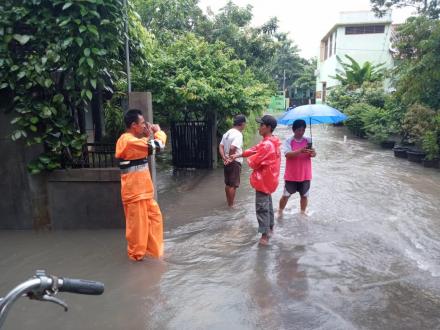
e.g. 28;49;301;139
219;114;246;207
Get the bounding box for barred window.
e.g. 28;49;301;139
345;25;385;35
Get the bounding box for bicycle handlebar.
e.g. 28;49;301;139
0;271;104;328
60;278;104;295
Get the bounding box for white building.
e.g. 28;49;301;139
315;11;395;104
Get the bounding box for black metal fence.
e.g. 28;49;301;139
63;143;117;168
170;121;213;169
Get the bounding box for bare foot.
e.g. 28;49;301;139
259;235;269;246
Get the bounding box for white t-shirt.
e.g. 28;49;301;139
220;128;243;163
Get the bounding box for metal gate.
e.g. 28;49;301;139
170;120;213;168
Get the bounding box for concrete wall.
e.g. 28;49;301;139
0;111;124;229
47;169;124;229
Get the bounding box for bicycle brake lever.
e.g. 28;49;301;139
41;294;68;312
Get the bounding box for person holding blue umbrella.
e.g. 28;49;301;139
278;119;316;216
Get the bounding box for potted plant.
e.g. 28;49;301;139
422;131;440;168
393;144;409;158
401;104;437;163
406;148;426;163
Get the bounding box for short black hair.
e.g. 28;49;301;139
256;115;277;132
292;119;306;131
124;109;143;128
233;114;246;126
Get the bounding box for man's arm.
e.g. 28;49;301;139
247;142;273;169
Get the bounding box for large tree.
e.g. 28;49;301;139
370;0;440;18
133;33;271;123
393;15;440;109
132;0;207;43
0;0;148;172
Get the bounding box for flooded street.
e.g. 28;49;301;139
1;125;440;330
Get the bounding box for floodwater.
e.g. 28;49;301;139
1;125;440;330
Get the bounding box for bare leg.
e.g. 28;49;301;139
225;186;236;207
278;195;289;214
300;196;308;213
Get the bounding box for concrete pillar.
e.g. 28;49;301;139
209;111;218;169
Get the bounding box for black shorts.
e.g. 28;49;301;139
224;161;241;188
283;180;311;197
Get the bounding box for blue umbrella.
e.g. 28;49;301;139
277;104;348;143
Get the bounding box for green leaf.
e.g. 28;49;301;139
87;25;99;38
86;57;94;68
90;79;97;89
62;2;73;10
79;25;87;33
86;90;93;100
59;18;71;27
30;117;39;124
17;71;26;79
84;48;90;57
39;156;51;164
10;117;20;124
0;82;8;89
12;130;22;141
90;10;100;19
62;37;73;48
13;34;31;45
42;107;52;117
75;37;83;47
30;125;37;132
44;79;53;88
53;94;64;103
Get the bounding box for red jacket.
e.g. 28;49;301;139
242;135;281;194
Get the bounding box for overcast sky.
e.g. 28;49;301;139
198;0;415;59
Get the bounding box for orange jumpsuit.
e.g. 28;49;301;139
115;130;167;261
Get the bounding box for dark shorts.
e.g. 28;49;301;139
283;180;311;197
224;161;241;188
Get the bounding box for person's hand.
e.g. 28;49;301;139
305;148;316;157
151;124;161;133
143;122;153;136
299;147;308;153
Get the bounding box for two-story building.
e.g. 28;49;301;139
315;11;395;103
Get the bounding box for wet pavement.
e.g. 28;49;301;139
1;125;440;330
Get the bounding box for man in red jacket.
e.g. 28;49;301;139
230;115;281;245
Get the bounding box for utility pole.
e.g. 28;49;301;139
282;69;286;96
124;0;131;94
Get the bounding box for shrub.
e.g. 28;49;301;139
360;105;393;144
402;104;436;145
422;131;439;160
344;103;372;137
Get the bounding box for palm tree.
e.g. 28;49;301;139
332;55;385;88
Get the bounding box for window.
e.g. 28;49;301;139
329;34;333;57
334;30;337;54
345;25;385;35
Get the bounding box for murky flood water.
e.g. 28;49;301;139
1;125;440;330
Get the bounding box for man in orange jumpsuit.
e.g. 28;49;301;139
115;109;167;261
